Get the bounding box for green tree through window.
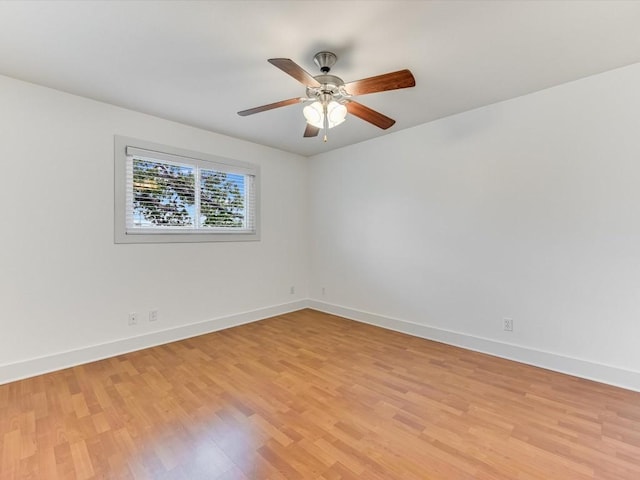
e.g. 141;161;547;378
132;158;246;229
133;159;196;226
200;171;245;227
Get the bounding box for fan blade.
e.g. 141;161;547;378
303;123;320;138
346;101;396;129
237;97;303;116
268;58;321;87
344;69;415;96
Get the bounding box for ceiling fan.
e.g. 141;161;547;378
238;51;416;142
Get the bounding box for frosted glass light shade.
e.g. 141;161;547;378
303;101;347;129
327;101;347;126
303;102;323;127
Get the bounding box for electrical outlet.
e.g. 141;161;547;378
290;286;295;294
503;317;513;332
128;312;137;326
321;287;326;296
149;310;158;322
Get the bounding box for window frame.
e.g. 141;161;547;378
114;136;260;243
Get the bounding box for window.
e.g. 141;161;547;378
115;136;259;243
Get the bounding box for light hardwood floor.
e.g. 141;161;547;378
1;309;639;479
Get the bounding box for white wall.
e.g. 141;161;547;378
309;63;640;391
3;62;640;391
0;75;309;383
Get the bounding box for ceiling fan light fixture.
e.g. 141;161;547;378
238;53;416;140
303;100;347;129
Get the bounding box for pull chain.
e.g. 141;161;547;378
323;100;329;142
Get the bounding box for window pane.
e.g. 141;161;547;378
132;158;195;227
199;170;246;228
117;136;259;243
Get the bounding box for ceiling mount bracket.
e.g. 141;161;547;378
313;51;337;73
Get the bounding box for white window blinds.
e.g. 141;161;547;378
115;136;259;243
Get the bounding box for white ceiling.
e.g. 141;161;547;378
1;1;640;157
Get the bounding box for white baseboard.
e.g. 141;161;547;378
308;300;640;393
0;300;309;386
5;299;639;393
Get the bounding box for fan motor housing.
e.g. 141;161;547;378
315;74;344;89
307;74;345;100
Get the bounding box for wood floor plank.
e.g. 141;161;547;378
1;308;639;479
